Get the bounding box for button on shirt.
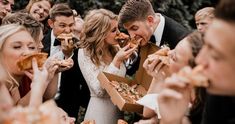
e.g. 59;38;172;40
153;13;165;47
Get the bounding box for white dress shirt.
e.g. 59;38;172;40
153;13;165;46
50;30;63;98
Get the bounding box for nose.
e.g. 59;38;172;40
64;27;72;33
116;29;120;35
21;48;33;56
38;8;44;14
128;31;135;38
37;42;44;50
197;25;204;32
5;4;12;12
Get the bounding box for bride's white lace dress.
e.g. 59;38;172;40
78;49;126;124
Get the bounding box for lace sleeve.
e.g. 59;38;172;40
78;49;126;97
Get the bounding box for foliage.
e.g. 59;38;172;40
13;0;217;29
152;0;218;29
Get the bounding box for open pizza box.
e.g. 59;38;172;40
98;72;146;113
97;42;161;113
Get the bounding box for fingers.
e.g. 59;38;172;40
136;38;142;44
154;61;165;74
32;58;39;72
44;57;59;69
122;43;131;51
148;58;161;73
143;58;148;68
24;71;33;80
56;58;74;72
143;56;165;78
158;88;183;101
48;64;59;74
123;45;138;58
164;75;189;89
128;44;138;52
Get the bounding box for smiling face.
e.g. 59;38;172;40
0;0;14;20
168;38;193;73
49;15;75;37
196;19;235;95
1;30;37;76
29;0;51;22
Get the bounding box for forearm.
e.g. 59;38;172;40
112;57;122;69
147;78;164;94
16;92;31;106
29;87;44;107
43;74;59;100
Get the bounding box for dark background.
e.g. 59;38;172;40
13;0;219;29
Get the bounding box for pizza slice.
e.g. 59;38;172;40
57;33;73;41
177;65;209;87
148;46;170;66
115;32;130;48
17;52;48;71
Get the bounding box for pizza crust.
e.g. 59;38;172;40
16;53;48;71
148;47;170;66
177;65;209;87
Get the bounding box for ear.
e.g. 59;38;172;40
48;19;54;28
146;15;155;26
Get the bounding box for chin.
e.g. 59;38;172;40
207;88;235;96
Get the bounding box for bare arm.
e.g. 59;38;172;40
43;73;58;100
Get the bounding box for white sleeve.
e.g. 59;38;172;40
78;49;126;97
104;62;126;77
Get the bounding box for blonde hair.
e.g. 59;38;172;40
2;12;43;45
195;7;215;21
0;24;29;90
25;0;53;12
79;9;118;66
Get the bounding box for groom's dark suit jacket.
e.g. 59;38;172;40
42;30;90;119
158;15;190;49
127;15;190;75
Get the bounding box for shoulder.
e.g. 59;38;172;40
42;30;52;43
